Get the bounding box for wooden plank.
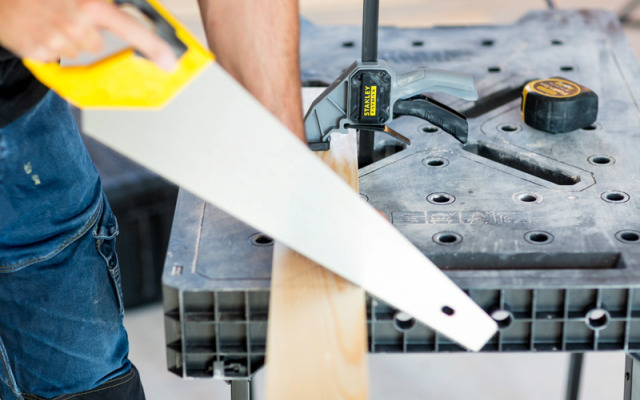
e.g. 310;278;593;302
265;131;369;400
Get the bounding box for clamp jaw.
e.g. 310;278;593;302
304;60;478;151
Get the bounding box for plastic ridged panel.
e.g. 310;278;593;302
164;286;640;378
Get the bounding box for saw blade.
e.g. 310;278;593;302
81;63;497;351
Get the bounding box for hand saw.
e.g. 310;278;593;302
23;0;497;351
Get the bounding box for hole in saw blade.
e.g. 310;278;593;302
442;306;455;316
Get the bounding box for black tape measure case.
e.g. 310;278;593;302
521;77;598;133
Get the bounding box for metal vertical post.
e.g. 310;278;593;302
230;380;253;400
565;353;584;400
625;353;640;400
358;0;380;167
361;0;379;63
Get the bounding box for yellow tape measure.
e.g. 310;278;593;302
521;77;598;133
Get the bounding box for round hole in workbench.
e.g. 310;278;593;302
427;193;455;205
560;65;575;72
433;232;462;246
481;39;495;46
551;39;564;45
602;191;629;203
488;66;501;73
422;157;449;168
250;233;274;247
442;306;455;316
582;123;599;131
530;233;548;242
588;155;614;166
586;308;610;330
412;40;424;47
518;194;539;203
622;232;640;241
422;125;439;133
529;233;549;242
491;309;514;330
616;230;640;243
499;124;520;133
592;156;611;164
393;312;416;331
524;231;554;244
438;234;457;243
342;41;355;48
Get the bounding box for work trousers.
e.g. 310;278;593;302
0;92;144;399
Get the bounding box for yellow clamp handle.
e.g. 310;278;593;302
22;0;213;109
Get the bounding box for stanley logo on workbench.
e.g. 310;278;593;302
363;85;377;117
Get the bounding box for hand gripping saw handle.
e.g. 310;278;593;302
22;0;213;108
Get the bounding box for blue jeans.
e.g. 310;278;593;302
0;92;141;399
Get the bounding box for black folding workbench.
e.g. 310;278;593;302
162;10;640;399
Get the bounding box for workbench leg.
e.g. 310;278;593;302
624;353;640;400
565;353;584;400
230;380;253;400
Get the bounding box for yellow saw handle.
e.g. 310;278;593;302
22;0;213;109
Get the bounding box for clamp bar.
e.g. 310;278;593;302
362;0;380;63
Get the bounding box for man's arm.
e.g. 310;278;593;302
197;0;305;141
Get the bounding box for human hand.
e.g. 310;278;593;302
0;0;177;70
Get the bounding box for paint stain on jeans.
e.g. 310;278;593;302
23;162;41;185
